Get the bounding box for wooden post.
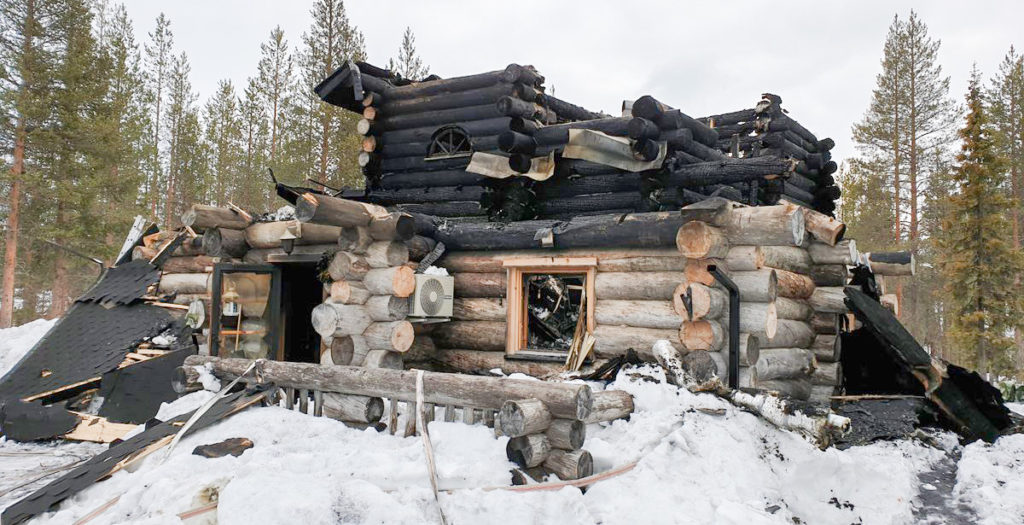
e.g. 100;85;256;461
583;390;634;423
181;204;251;230
675;221;729;259
543;449;594;480
363;266;416;297
322;393;385;423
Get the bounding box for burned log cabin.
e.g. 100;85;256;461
2;60;1013;491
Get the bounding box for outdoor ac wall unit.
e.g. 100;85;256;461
409;273;454;321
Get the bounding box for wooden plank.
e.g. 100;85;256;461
64;414;136;443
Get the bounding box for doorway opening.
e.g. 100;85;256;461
279;263;323;363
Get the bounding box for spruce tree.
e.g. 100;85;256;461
387;27;429;80
937;69;1024;376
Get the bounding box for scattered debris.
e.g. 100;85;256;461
192;437;254;458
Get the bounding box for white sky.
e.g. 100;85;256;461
123;0;1024;166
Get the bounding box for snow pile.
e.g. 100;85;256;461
954;434;1024;524
422;266;449;276
0;318;57;378
23;364;974;525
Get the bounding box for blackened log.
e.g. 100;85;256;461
501;64;544;86
510;117;542;135
395;201;484;217
815;185;841;202
497;96;545;120
661;158;792;187
806;152;828;170
498;131;538;154
364;185;486;205
709;121;757;137
784;130;819;153
700;108;757;126
540;208;636;220
424;201;731;251
535;192;643;216
821;160;838;176
631;95;718;146
632;139;660;161
817;138;836;152
535;172;643;199
762;133;808;160
763;114;818;145
555;159;627;177
660;128;693;150
531;117;632;146
782;182;815;204
787;172;816;193
704;184;743;201
682;139;728;161
380;154;473;174
378;84;517;116
375;117;512;145
538;93;605;121
628;118;661;141
378;170;486;189
376;104;504;131
380;69;506;102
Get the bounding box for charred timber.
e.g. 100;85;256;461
420;202;730;251
660;158;792;188
537;93;605;121
631;95;718;147
373;117;512;146
377;69;507;102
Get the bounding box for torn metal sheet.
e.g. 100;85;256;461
562;129;666;172
1;386;271;525
465;151;556;181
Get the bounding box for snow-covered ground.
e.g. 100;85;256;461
0;318;56;378
2;321;1024;524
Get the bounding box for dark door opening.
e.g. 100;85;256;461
279;263;323;363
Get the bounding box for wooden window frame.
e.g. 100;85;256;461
210;263;283;360
503;257;597;356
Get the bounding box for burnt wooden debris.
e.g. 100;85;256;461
315;62;838;222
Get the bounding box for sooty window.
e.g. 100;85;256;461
427;126;472;159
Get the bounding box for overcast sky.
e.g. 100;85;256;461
123;1;1024;166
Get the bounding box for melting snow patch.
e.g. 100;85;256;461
954;433;1024;524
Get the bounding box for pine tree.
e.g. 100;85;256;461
203;79;243;207
0;0;60;326
988;47;1024;370
143;13;173;217
256;26;292;164
239;77;271;206
163;51;200;225
39;0;118;316
937;68;1024;376
850;11;957;345
387;27;429;80
299;0;365;188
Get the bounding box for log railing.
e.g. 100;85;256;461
176;356;632;480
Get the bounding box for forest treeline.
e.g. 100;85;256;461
840;12;1024;378
2;4;1023;379
0;0;428;326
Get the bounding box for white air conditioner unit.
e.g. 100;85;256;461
408;273;454;321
